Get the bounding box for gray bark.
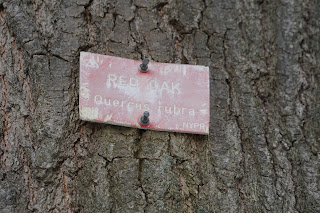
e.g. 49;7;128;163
0;0;320;212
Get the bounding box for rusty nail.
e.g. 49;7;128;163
139;111;150;126
139;59;149;73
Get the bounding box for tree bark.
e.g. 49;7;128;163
0;0;320;212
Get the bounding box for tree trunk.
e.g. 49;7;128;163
1;0;320;212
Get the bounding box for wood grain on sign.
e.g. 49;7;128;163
79;52;210;134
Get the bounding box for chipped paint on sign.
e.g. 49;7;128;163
79;52;210;134
80;106;99;120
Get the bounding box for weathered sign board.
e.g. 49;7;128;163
79;52;210;134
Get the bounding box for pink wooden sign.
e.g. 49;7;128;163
79;52;210;134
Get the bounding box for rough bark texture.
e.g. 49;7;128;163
0;0;320;212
